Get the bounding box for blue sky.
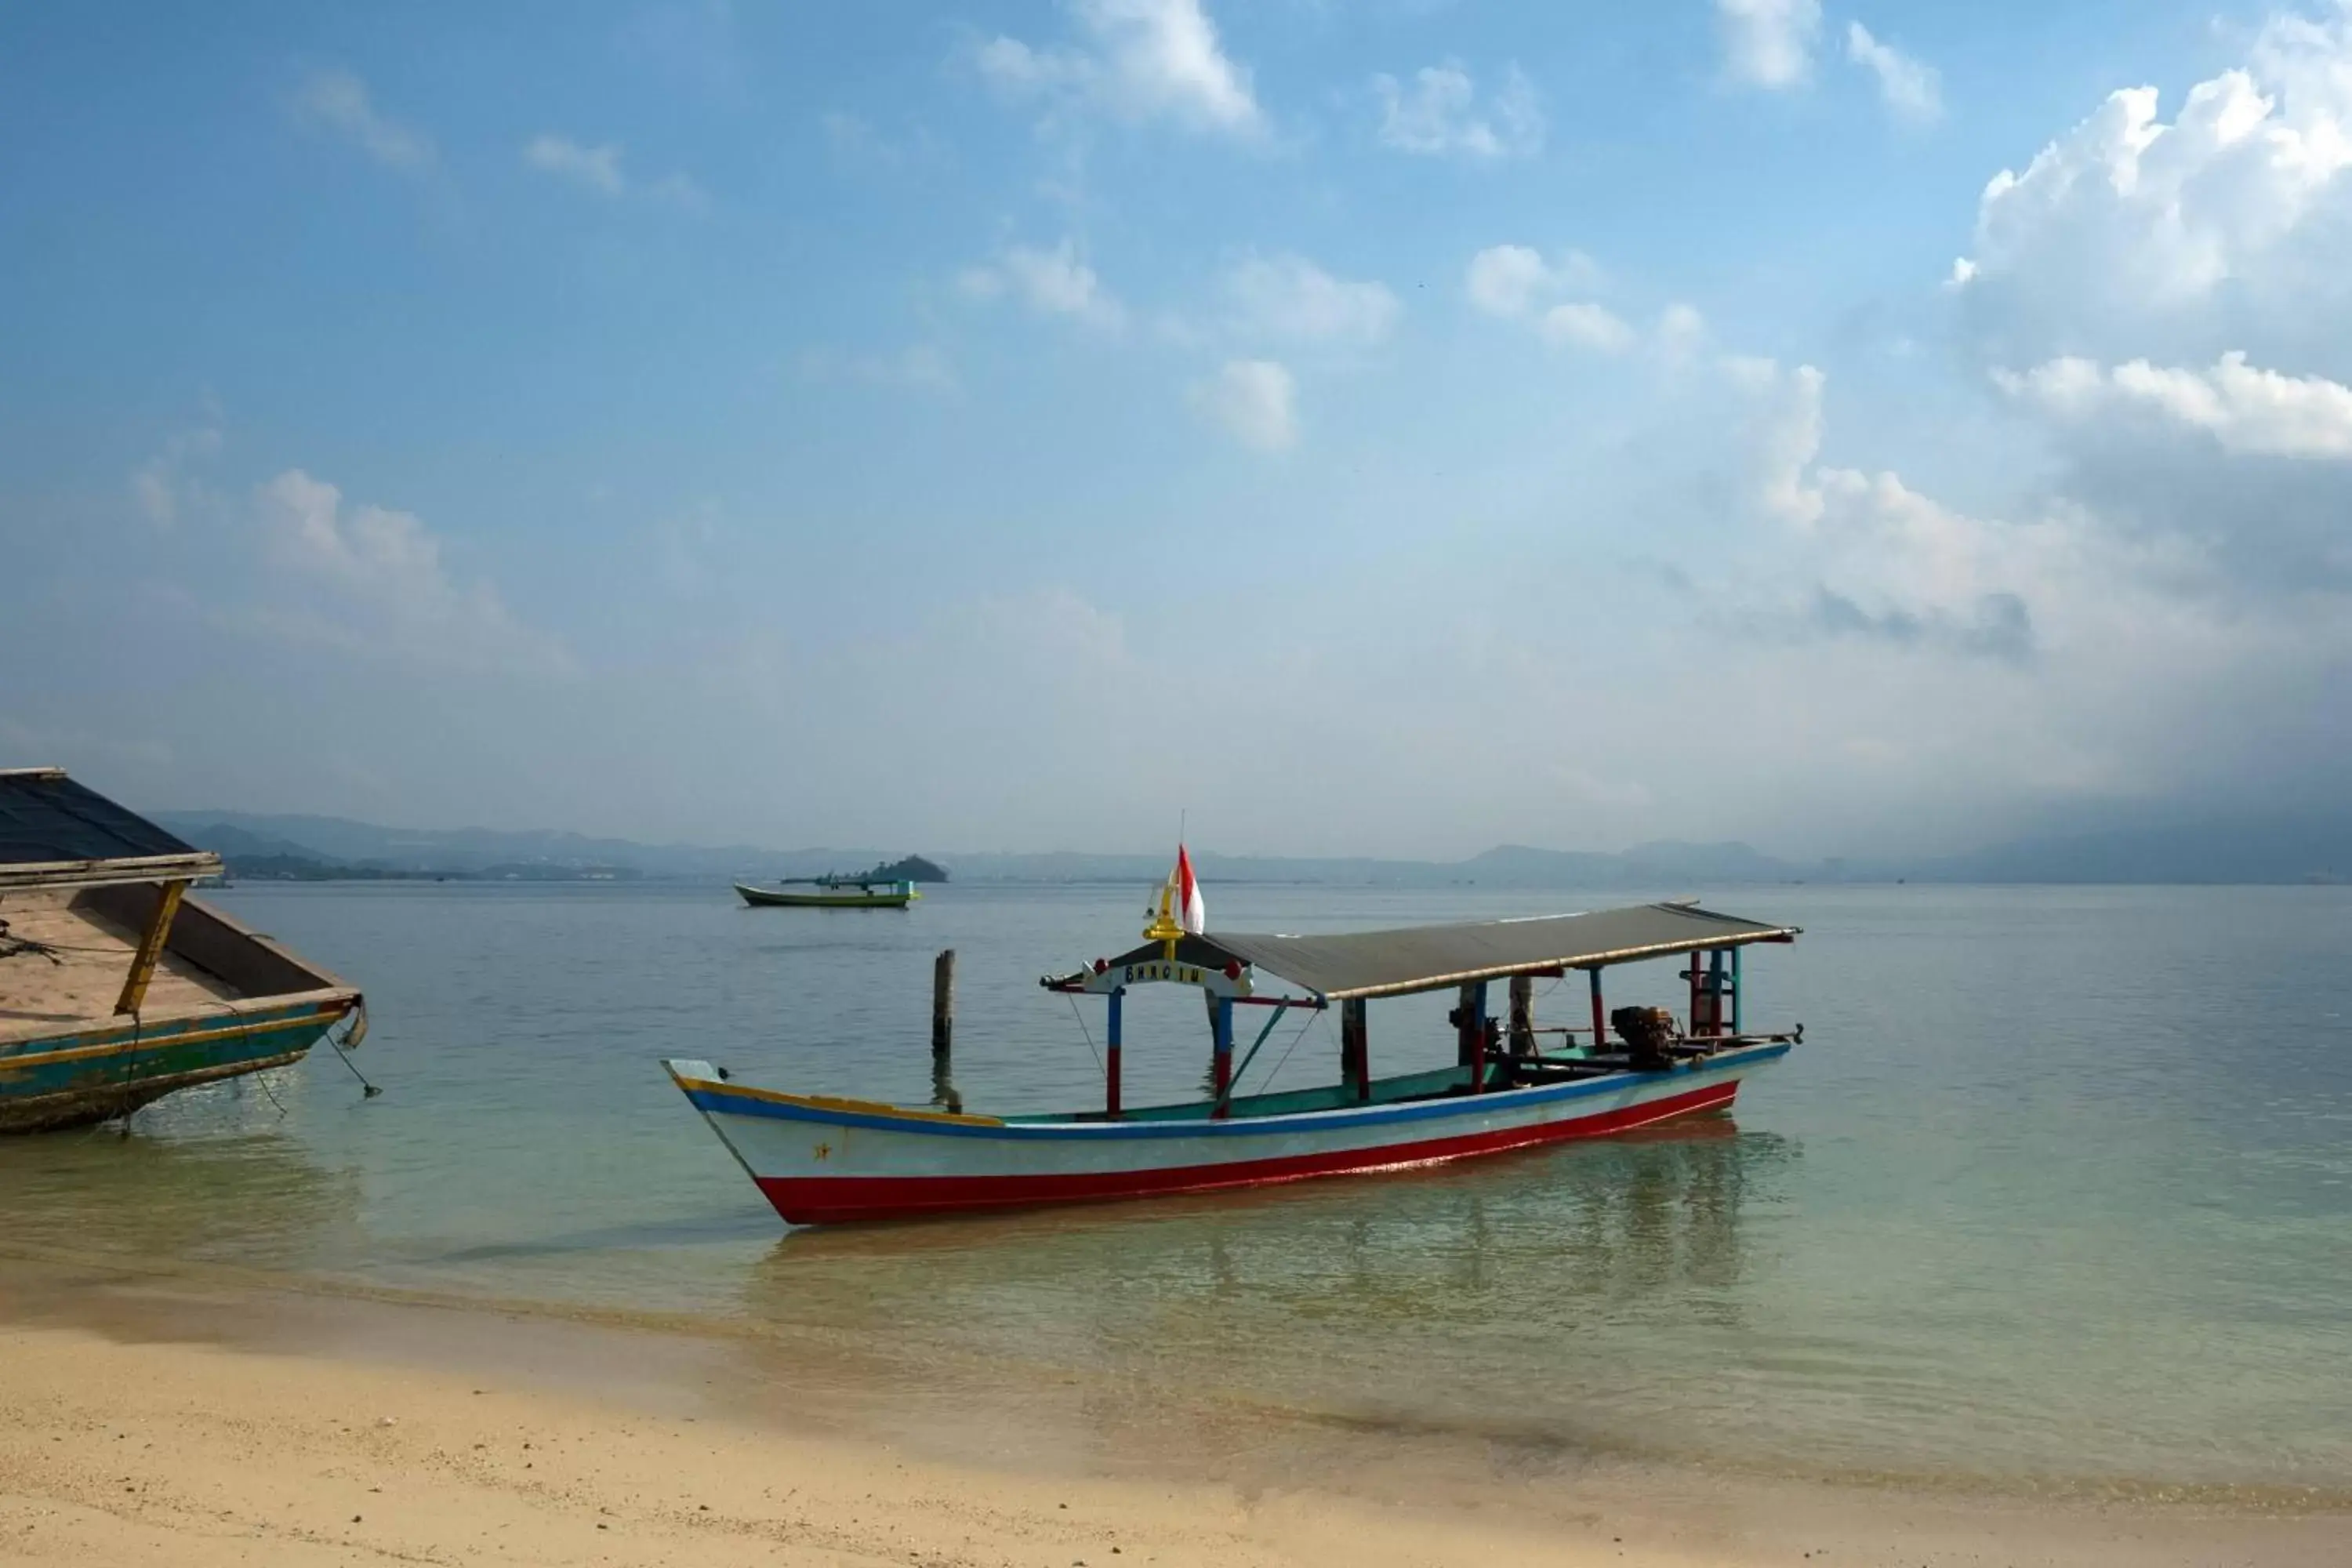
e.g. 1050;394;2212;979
5;1;2349;858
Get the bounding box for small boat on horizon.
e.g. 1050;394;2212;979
671;847;1802;1225
734;873;920;909
0;768;367;1134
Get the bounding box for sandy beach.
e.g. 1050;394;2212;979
0;1316;1724;1568
2;1279;2346;1568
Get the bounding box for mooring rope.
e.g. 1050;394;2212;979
325;1005;382;1098
1061;992;1105;1084
1236;1007;1325;1102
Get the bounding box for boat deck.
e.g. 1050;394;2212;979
0;890;241;1035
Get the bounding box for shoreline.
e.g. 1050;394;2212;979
2;1260;2345;1566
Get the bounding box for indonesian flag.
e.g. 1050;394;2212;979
1174;844;1206;935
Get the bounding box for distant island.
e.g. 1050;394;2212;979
864;855;947;884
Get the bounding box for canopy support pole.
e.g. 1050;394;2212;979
1209;996;1234;1118
1105;986;1123;1120
1507;975;1535;1057
1731;946;1744;1035
114;879;187;1015
1588;967;1605;1056
1456;981;1489;1091
1341;997;1369;1101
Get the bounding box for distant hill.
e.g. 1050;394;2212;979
158;811;876;881
151;809;2352;887
154;815;1802;887
165;815;648;882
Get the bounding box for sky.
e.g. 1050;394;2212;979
5;0;2350;861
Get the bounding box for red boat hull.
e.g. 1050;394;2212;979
752;1078;1740;1224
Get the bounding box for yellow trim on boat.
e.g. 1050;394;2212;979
0;1006;350;1070
677;1076;1004;1127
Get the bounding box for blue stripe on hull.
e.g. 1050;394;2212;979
684;1042;1790;1142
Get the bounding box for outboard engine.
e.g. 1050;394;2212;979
1610;1005;1679;1069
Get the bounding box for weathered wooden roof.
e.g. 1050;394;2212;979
0;768;220;891
1206;902;1799;1000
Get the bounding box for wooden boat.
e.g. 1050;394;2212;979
669;880;1801;1225
735;875;918;909
0;768;365;1134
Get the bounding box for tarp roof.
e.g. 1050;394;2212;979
0;768;220;891
1205;902;1798;1001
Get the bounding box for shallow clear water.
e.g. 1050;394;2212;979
3;881;2347;1496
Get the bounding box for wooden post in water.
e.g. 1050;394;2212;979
1507;975;1536;1058
931;949;955;1058
114;879;187;1015
929;947;960;1114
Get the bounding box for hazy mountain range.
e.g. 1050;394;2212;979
154;811;2352;887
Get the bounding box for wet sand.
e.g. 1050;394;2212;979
0;1261;2344;1567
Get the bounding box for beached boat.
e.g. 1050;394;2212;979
735;875;919;909
0;768;365;1134
670;851;1801;1225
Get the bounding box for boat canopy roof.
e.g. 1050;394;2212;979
0;768;221;892
1166;902;1797;1002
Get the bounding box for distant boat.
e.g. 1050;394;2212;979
0;768;366;1134
671;848;1802;1225
735;874;918;909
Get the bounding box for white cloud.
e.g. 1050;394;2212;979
130;421;223;527
975;0;1263;139
1467;246;1694;361
1464;244;1602;317
959;238;1127;331
1996;351;2352;458
290;68;433;170
1717;0;1821;90
1750;361;1830;527
1221;252;1398;344
1657;302;1708;363
1955;11;2352;321
1846;23;1942;125
1539;302;1635;354
1736;359;2045;664
524;135;626;195
522;135;707;209
1373;61;1544;159
1192;358;1297;450
249;470;571;674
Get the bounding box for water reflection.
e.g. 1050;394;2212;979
738;1119;1795;1461
0;1086;363;1275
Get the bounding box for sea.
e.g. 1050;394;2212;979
3;880;2348;1504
